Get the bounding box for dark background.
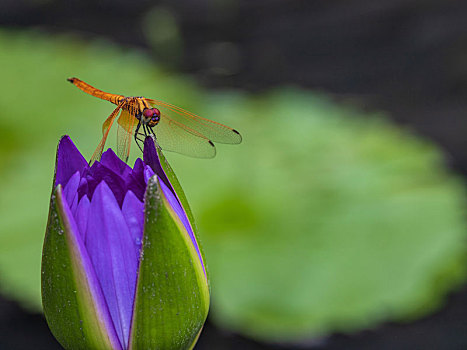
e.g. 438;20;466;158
1;0;466;348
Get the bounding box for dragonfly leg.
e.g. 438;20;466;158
134;120;141;136
148;126;157;140
148;126;158;146
134;121;144;153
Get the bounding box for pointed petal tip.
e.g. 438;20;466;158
101;148;120;165
59;134;71;143
101;148;132;178
54;183;63;196
143;136;166;182
143;136;158;165
101;147;118;161
55;135;88;187
143;135;156;149
144;172;158;193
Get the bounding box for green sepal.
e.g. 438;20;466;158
129;176;209;350
156;147;196;230
41;185;120;350
156;147;210;287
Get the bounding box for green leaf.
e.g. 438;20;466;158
41;185;120;350
129;176;209;350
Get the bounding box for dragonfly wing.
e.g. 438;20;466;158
154;111;216;158
146;99;242;144
90;103;123;165
116;109;138;163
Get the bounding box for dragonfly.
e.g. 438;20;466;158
67;78;242;164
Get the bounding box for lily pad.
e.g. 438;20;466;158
170;91;467;341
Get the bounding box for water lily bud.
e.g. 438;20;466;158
42;136;209;349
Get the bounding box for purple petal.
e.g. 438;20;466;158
143;137;171;190
87;162;127;207
131;158;145;184
121;191;144;262
55;136;88;187
84;174;99;202
101;149;132;179
125;159;146;202
143;165;155;184
77;177;89;202
70;193;79;215
63;171;80;210
56;186;122;350
85;181;138;349
75;195;90;241
125;179;145;203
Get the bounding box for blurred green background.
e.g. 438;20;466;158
0;24;466;349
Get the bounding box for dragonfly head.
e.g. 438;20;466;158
143;108;161;127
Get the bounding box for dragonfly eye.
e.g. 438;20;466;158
143;109;153;118
152;108;161;117
151;115;160;122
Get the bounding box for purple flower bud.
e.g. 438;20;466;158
42;136;209;349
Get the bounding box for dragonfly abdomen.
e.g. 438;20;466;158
67;77;123;105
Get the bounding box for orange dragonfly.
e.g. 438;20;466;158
67;78;242;164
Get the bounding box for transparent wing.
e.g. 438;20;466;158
90;104;123;165
116;109;138;163
154;111;217;158
146;98;242;144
